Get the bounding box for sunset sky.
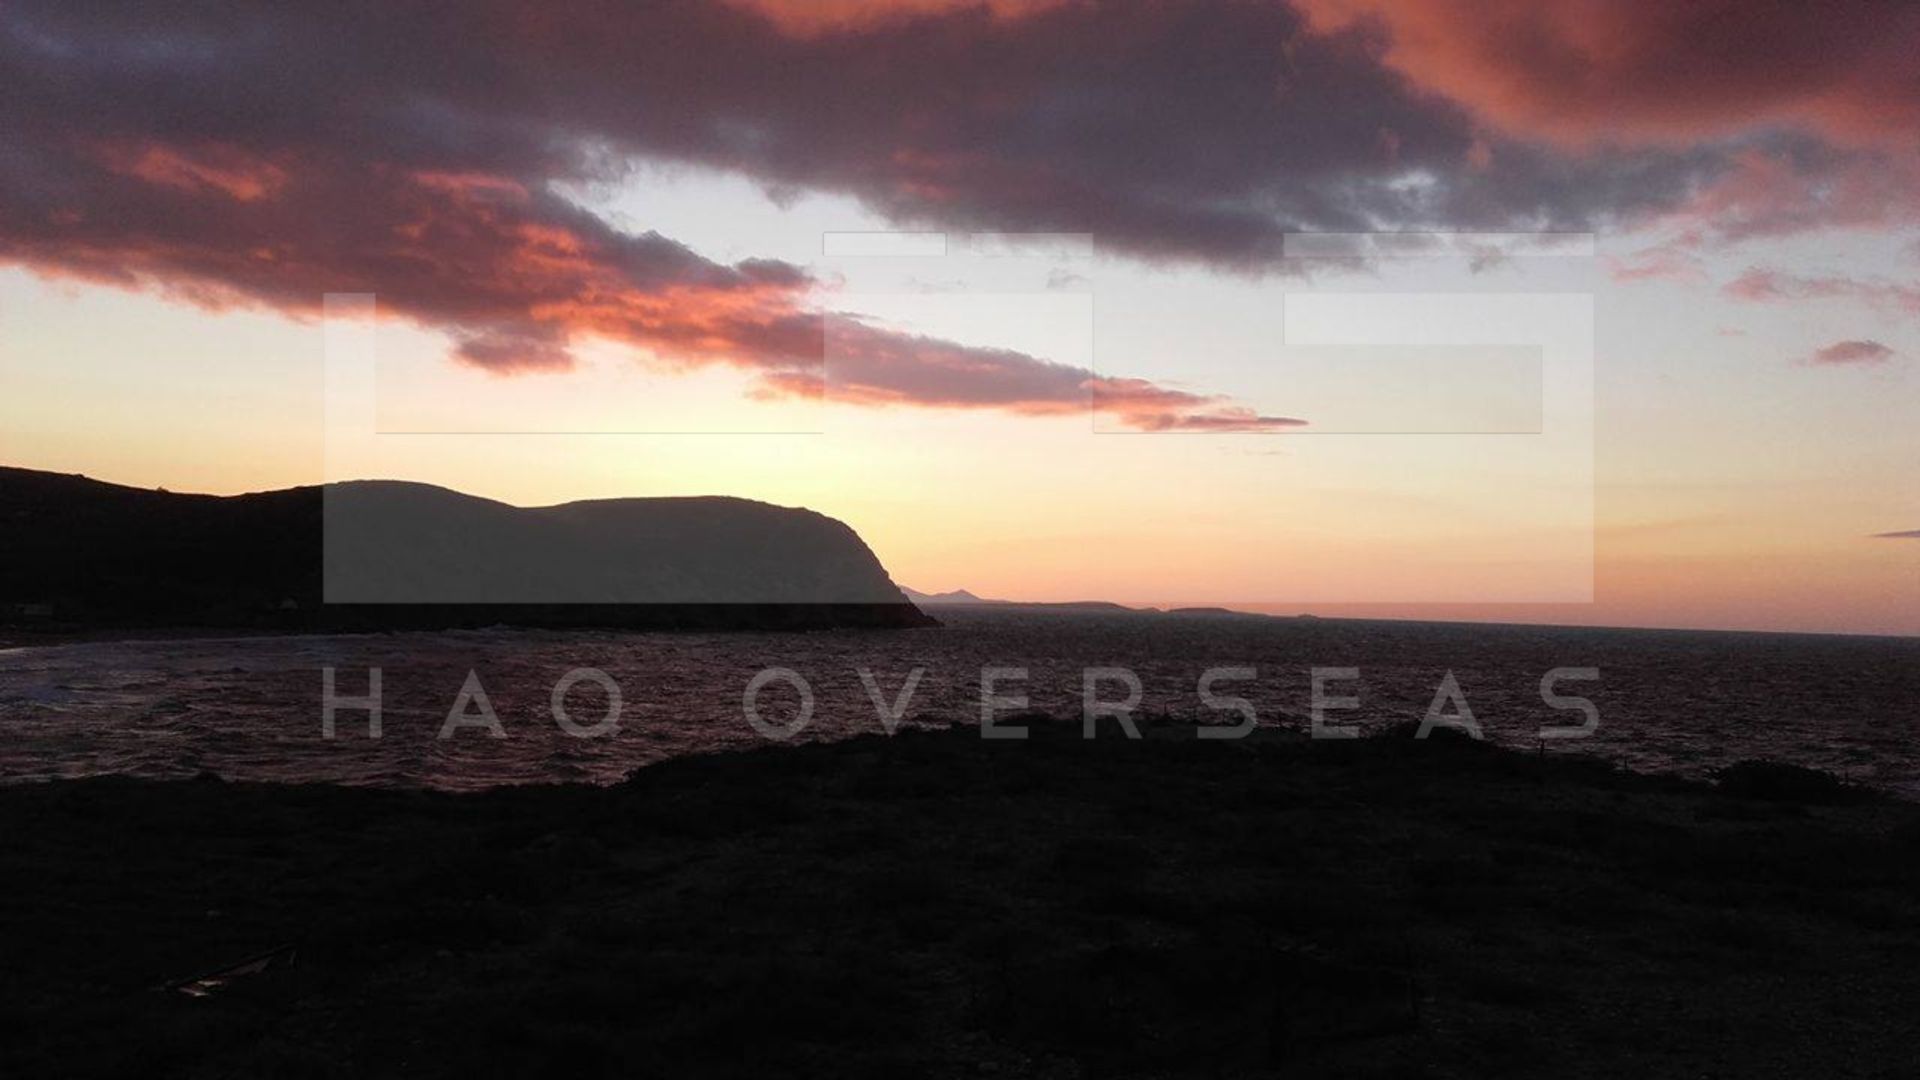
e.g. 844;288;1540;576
2;1;1915;633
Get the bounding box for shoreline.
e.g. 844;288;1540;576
0;606;943;651
12;607;1920;653
4;722;1916;1076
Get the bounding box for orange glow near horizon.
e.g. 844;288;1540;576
4;262;1913;637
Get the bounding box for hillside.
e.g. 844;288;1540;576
0;467;932;635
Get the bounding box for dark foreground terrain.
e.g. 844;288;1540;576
2;723;1916;1078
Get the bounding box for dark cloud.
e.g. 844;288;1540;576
0;0;1339;427
0;0;1904;422
0;0;1752;273
1873;530;1920;539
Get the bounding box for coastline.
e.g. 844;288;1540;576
0;602;938;650
5;722;1916;1076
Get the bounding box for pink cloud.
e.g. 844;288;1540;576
1806;340;1896;366
1296;0;1920;149
1297;3;1920;253
753;321;1306;432
6;133;1295;430
1725;269;1920;313
1605;243;1706;284
1654;150;1920;247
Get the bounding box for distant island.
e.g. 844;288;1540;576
0;466;933;638
900;586;1000;606
902;586;1278;619
901;585;1139;613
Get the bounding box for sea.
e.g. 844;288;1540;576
3;609;1917;796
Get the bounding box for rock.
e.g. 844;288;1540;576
1715;760;1868;804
